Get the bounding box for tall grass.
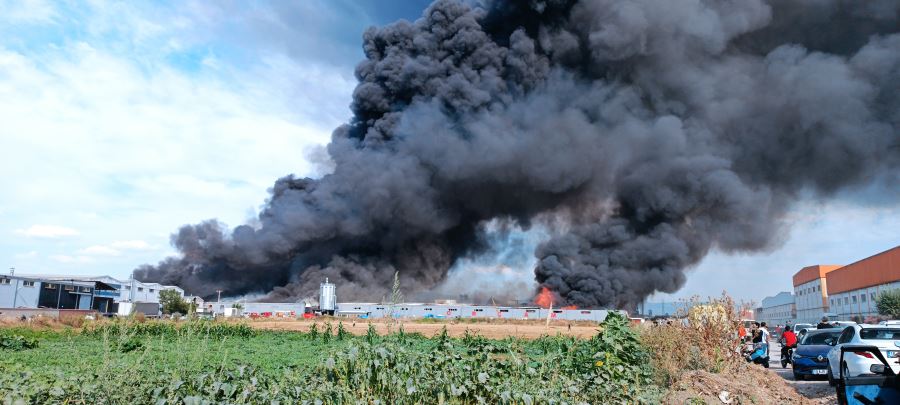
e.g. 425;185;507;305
639;294;744;385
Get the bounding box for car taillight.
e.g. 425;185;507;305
853;351;875;359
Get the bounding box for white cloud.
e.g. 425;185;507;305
14;251;38;259
110;240;153;250
0;2;355;279
51;255;93;264
1;0;58;24
14;225;80;238
79;245;121;256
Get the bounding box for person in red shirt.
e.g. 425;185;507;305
780;324;798;365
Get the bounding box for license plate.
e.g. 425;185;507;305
812;369;827;375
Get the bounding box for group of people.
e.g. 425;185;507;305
742;321;771;363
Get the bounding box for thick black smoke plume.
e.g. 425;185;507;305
136;0;900;309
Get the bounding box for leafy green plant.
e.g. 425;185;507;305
308;323;319;340
365;323;377;344
336;322;349;341
877;289;900;318
0;334;38;350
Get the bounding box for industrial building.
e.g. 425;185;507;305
826;246;900;320
211;280;618;322
792;264;842;323
758;291;795;326
0;273;185;316
0;274;118;311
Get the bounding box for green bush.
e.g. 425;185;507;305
0;334;38;350
877;289;900;318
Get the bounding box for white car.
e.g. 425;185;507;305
827;324;900;384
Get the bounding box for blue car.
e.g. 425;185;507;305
792;329;843;380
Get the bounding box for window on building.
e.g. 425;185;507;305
23;281;35;287
0;278;10;285
375;307;384;310
852;296;857;304
500;309;509;313
45;284;57;290
526;309;537;313
845;297;849;305
138;287;144;292
872;293;877;301
125;286;131;290
831;299;835;307
449;308;458;311
475;309;483;312
424;308;432;311
81;287;91;293
64;285;75;291
861;294;867;303
149;289;155;293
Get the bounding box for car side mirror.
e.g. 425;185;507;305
870;364;888;374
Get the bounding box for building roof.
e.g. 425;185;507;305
826;246;900;295
792;264;843;286
761;291;794;308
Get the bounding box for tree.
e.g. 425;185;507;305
159;289;189;315
387;272;403;323
876;290;900;318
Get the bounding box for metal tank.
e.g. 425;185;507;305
319;278;336;314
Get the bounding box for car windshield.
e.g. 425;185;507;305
801;331;841;345
859;328;900;340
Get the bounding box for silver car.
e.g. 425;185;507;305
826;324;900;385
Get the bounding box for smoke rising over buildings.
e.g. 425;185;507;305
135;0;900;309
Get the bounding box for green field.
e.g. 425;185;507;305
0;314;662;404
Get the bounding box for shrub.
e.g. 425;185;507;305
641;294;743;385
0;334;39;350
876;289;900;318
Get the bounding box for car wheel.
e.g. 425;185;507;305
827;366;836;387
793;370;803;381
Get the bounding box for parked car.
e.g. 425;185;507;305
827;324;900;385
834;345;900;405
832;321;857;328
792;329;843;380
793;323;815;338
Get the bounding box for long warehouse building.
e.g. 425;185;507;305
827;245;900;320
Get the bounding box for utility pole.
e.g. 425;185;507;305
216;290;223;315
9;267;14;276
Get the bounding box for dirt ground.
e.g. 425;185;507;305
249;318;602;339
769;341;838;404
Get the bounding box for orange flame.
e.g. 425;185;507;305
561;305;577;310
535;287;554;308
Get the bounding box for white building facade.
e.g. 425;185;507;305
758;292;795;326
792;265;842;323
0;275;41;308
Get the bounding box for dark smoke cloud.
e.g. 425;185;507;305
136;0;900;309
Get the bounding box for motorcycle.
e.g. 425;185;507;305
781;345;794;368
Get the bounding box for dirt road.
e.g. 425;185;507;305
769;341;837;404
249;318;601;339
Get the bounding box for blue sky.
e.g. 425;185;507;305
1;0;897;303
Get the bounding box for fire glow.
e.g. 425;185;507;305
534;287;577;309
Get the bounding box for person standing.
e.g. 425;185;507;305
817;316;831;329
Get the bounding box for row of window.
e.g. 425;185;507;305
831;292;877;308
0;278;36;287
43;284;92;292
796;284;820;296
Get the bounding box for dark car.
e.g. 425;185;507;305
792;329;843;380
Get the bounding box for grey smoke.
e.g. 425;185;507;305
136;0;900;309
